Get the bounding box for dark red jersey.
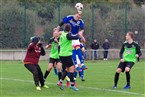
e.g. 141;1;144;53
24;43;42;64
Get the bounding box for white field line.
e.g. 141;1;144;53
0;77;145;96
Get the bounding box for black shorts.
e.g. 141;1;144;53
60;55;74;68
117;62;134;72
49;58;61;64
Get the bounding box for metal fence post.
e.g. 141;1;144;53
91;2;94;42
58;0;60;23
125;2;128;34
24;0;26;48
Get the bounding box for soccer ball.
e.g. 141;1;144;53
134;31;138;34
75;3;83;11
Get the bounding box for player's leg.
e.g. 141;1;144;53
75;55;83;78
72;49;77;65
58;56;78;91
76;53;87;70
113;62;125;88
76;47;84;64
73;40;84;66
124;62;134;89
83;51;87;60
68;65;79;91
53;63;58;76
36;64;49;88
24;64;40;90
75;55;85;81
57;68;68;90
44;58;54;81
80;69;85;81
68;56;79;91
57;56;68;90
57;61;62;80
73;51;82;74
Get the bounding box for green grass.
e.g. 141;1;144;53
0;60;145;97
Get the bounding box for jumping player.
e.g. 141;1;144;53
55;11;87;71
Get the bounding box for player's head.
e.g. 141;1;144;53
126;31;134;41
53;30;59;38
30;36;40;44
74;11;82;21
64;23;71;32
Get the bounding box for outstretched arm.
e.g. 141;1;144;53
66;33;79;40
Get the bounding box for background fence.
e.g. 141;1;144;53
1;0;145;49
1;49;145;61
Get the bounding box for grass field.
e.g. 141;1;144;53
0;60;145;97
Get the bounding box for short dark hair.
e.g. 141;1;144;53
127;31;134;39
31;36;40;44
64;24;71;32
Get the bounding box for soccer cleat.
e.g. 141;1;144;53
112;86;117;89
36;86;41;90
66;81;70;87
57;81;64;90
81;78;85;81
70;86;79;91
42;84;49;89
81;76;85;81
81;65;88;70
123;85;131;89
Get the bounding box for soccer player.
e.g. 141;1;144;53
113;31;142;89
44;31;62;82
24;36;48;90
55;11;87;70
57;24;84;91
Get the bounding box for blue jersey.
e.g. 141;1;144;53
62;15;84;35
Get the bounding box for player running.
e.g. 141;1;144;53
113;31;142;89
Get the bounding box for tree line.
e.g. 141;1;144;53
1;0;145;48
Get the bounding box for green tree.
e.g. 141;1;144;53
1;2;39;48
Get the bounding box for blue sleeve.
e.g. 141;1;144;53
62;16;68;23
62;15;72;23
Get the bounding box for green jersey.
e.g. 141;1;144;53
120;41;141;62
48;37;59;59
59;31;72;56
